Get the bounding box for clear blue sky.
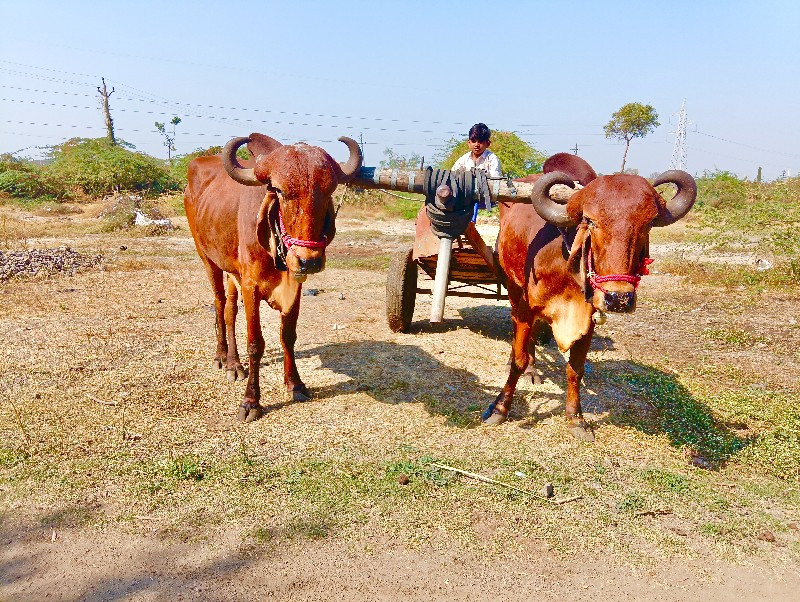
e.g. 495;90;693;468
1;1;798;179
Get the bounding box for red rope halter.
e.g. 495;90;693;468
278;206;328;253
587;247;654;293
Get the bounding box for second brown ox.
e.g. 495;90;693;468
483;154;697;440
184;133;362;422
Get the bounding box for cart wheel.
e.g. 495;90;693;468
386;247;417;333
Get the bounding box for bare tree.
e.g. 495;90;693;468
97;78;116;145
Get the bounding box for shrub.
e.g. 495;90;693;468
695;170;749;209
169;146;251;189
0;155;70;201
690;172;800;259
44;138;179;197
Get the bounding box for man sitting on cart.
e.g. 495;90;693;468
451;123;502;221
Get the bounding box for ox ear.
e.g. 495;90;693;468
321;200;337;245
256;193;280;261
247;133;282;158
565;223;592;299
544;153;597;187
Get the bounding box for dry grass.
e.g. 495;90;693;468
1;204;799;572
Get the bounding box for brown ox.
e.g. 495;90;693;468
483;154;696;440
184;133;362;422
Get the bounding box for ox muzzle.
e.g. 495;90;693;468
294;254;325;276
601;289;636;313
586;249;651;314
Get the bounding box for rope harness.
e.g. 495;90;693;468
278;206;328;252
586;247;654;293
271;204;329;272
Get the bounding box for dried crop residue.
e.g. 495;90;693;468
1;202;799;601
0;246;102;281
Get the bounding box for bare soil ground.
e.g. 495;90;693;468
1;203;799;601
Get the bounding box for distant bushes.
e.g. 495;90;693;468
168;145;222;189
0;138;183;202
0;154;69;201
692;170;800;259
45;138;178;197
0;140;253;203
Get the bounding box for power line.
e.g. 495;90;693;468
695;130;800;158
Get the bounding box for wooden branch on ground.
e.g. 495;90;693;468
429;462;536;496
86;393;117;407
553;495;583;505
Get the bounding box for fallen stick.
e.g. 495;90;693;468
429;462;536;496
553;495;583;505
86;393;117;407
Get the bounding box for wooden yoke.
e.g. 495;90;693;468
350;167;577;204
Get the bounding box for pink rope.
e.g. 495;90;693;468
278;207;328;252
587;248;653;293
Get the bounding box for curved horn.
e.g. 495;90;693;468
336;136;363;183
651;170;697;227
530;172;578;227
222;137;261;186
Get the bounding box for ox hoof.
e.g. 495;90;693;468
291;385;311;402
212;358;223;370
523;366;542;385
237;403;263;423
226;366;246;382
483;411;507;426
481;400;508;425
567;421;595;442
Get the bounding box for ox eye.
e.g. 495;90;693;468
585;218;596;228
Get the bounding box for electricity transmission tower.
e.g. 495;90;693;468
669;99;688;170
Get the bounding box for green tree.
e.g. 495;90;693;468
604;102;659;172
155;116;182;163
438;131;546;178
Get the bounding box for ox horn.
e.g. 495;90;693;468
222;137;261;186
530;172;578;227
336;136;363;183
651;170;697;227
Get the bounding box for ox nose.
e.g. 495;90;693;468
603;291;636;313
296;255;324;275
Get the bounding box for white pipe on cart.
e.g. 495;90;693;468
430;184;452;324
430;237;452;323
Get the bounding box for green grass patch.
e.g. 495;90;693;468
614;363;748;464
382;196;422;220
658;256;799;290
702;327;765;347
637;468;690;494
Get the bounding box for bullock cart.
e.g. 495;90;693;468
351;167;574;332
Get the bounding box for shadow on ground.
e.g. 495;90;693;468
294;299;749;466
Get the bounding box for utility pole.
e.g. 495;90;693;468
97;77;116;145
571;143;580;155
669;99;688;171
